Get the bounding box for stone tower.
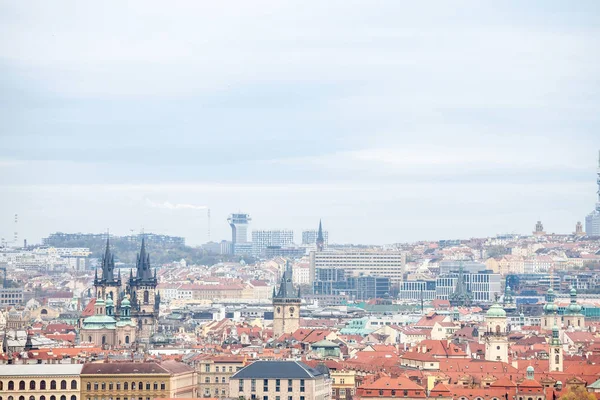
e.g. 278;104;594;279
272;261;301;338
549;324;563;372
128;237;160;342
563;287;585;330
483;302;508;363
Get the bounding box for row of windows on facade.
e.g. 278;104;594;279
246;395;306;400
85;381;166;391
204;365;241;372
1;379;77;390
364;390;415;396
204;388;227;396
85;397;154;400
205;376;229;383
1;396;77;400
239;379;306;392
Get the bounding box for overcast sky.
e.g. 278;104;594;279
1;1;599;246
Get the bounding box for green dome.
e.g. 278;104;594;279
544;302;558;313
570;287;577;296
486;303;506;318
96;298;105;305
121;297;130;306
567;303;582;314
552;325;559;333
105;297;114;306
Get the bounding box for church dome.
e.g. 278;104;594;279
544;302;558;314
486;303;506;318
567;302;582;314
105;297;114;307
121;297;130;307
96;298;105;306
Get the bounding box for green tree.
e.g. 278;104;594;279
559;386;596;400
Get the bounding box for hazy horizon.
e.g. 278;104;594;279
2;1;599;246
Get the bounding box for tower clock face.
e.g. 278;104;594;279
277;307;281;314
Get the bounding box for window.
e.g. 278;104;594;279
222;377;226;383
70;397;76;400
125;336;130;344
403;391;408;396
117;383;121;390
229;366;233;372
205;377;210;383
389;390;393;396
41;397;46;400
276;379;281;392
94;383;98;391
205;365;211;373
239;379;244;392
124;382;129;390
101;383;106;390
161;383;165;390
288;380;293;392
132;382;136;390
216;366;220;372
154;382;158;390
146;382;150;390
300;380;305;393
251;379;256;392
109;383;113;390
30;381;36;390
221;389;226;396
264;379;269;391
51;381;57;390
50;397;56;400
60;396;66;400
30;397;35;400
379;390;383;396
71;380;77;390
8;381;14;390
61;380;67;390
263;397;268;400
19;381;25;390
215;377;219;383
139;382;143;391
300;397;304;400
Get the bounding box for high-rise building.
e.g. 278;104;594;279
251;230;294;257
585;150;600;236
227;213;251;248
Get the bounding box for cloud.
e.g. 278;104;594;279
145;198;207;211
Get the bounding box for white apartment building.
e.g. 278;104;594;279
252;230;294;257
309;250;406;286
293;264;311;286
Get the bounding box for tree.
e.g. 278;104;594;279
559;386;596;400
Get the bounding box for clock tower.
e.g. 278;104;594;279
549;324;563;372
272;261;301;338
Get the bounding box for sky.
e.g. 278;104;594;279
1;1;599;246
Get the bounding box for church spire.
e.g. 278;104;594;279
316;219;324;252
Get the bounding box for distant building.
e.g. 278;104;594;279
194;355;246;398
272;262;301;338
313;268;391;300
533;220;546;236
230;360;331;400
436;269;501;303
309;250;406;287
302;228;329;248
585;150;600;236
0;287;24;307
264;246;306;259
228;213;251;249
252;230;294;257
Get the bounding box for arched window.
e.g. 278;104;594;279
495;325;501;334
215;377;219;383
30;381;36;390
71;380;77;390
40;381;46;390
124;382;129;390
125;335;130;344
50;397;56;400
555;355;560;365
139;382;143;391
19;381;25;390
205;377;210;383
101;336;106;345
222;377;226;383
61;380;67;390
8;381;14;390
86;383;91;391
131;382;136;390
144;290;149;303
51;380;57;390
18;396;24;400
29;396;35;400
60;396;66;400
70;396;76;400
40;396;46;400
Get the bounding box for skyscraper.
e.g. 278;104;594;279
228;213;251;254
251;230;294;257
585;150;600;236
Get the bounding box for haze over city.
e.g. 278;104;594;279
2;1;600;245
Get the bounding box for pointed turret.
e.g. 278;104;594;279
135;236;155;283
316;219;324;252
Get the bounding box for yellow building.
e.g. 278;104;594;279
80;361;196;399
0;364;83;400
331;369;356;400
195;355;246;398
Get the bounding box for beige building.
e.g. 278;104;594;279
230;360;331;400
80;361;196;399
0;364;83;400
196;355;246;398
330;370;356;400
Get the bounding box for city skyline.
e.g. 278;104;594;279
2;2;599;245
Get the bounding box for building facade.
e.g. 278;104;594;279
252;230;294;257
230;361;331;400
309;251;406;287
585;150;600;236
196;355;246;398
0;364;83;400
80;361;196;400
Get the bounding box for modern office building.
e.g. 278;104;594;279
252;230;294;257
264;246;306;259
0;287;24;307
313;268;391;300
228;213;251;254
436;270;501;303
309;250;406;287
439;261;487;274
585;150;600;236
397;270;500;303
